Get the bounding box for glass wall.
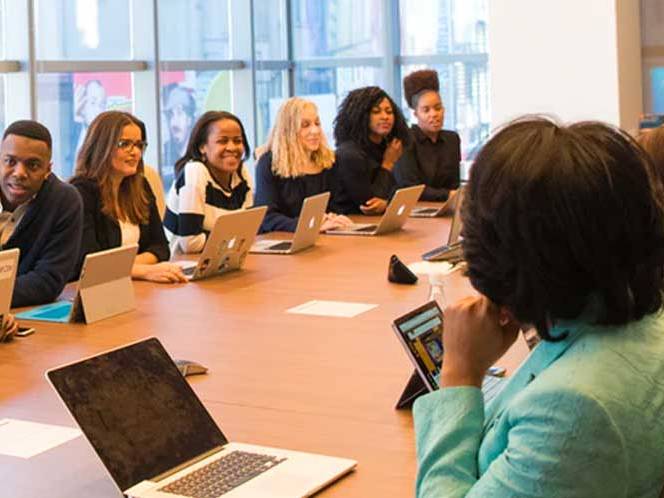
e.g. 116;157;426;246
0;0;492;183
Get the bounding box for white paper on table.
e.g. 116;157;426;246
0;418;81;458
287;300;378;318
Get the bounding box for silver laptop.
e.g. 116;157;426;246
46;337;356;498
0;248;19;315
392;300;505;408
325;185;424;236
410;188;460;218
16;245;137;324
421;186;465;262
179;206;266;280
250;192;330;254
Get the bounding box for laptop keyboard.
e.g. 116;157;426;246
159;450;286;498
482;375;506;404
354;225;377;233
268;241;292;251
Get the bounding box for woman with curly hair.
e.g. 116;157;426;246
414;117;664;497
254;97;352;233
394;69;461;202
333;86;410;214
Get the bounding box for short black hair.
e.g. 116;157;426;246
3;120;52;151
333;86;410;150
462;116;664;341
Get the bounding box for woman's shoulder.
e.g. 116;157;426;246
335;141;366;161
70;176;101;199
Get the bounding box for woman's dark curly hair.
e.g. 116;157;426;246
462;116;664;341
333;86;410;149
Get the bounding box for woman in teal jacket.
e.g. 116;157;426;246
414;117;664;497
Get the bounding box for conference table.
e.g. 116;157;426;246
0;211;529;498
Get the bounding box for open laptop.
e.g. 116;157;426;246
46;337;356;498
178;206;267;280
16;245;137;324
421;186;465;262
250;192;329;255
0;247;19;314
410;188;459;218
325;184;424;236
392;300;506;409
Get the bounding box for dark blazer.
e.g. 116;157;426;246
253;151;342;233
393;126;461;202
334;140;396;214
4;174;83;307
71;176;170;276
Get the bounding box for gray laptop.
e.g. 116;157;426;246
179;206;266;280
250;192;330;254
410;188;460;218
0;248;19;316
325;185;424;236
46;337;356;498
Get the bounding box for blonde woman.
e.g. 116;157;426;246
254;97;352;233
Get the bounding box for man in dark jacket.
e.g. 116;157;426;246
0;120;83;307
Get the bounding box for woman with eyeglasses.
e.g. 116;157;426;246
163;111;253;253
71;111;186;283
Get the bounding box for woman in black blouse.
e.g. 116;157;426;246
254;97;352;233
394;69;461;202
333;86;411;215
71;111;186;283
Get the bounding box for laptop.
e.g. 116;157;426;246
392;300;506;409
421;186;465;262
178;206;267;280
0;247;19;314
410;188;460;218
250;192;330;255
46;337;357;498
325;184;424;236
16;245;137;324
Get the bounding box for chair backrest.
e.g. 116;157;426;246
144;164;166;219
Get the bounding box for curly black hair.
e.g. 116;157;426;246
333;86;410;150
462;116;664;341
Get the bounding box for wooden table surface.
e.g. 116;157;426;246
0;212;529;498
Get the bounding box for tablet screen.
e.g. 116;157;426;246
392;301;444;390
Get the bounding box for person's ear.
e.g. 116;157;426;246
45;160;53;177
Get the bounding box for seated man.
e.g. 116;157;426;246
0;120;83;307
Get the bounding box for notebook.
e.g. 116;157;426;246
250;192;330;255
178;206;266;281
16;245;137;324
421;186;465;262
46;337;356;498
325;185;424;236
392;300;506;409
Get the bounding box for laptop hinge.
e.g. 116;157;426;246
151;445;225;483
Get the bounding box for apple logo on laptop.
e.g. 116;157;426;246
397;205;406;216
309;217;315;229
228;237;236;249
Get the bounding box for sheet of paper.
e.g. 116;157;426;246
287;300;377;318
0;419;81;458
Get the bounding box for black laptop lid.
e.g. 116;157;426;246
47;338;227;491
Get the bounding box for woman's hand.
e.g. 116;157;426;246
360;197;388;215
441;296;520;387
0;314;18;342
382;138;403;171
133;262;188;284
320;213;354;232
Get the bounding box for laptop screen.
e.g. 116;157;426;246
47;338;227;492
392;301;444;391
447;186;465;245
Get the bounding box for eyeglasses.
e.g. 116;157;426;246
116;139;148;152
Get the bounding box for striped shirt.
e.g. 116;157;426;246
164;161;253;253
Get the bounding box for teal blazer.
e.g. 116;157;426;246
413;311;664;497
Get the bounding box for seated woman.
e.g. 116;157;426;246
394;69;461;202
71;111;186;284
254;97;352;233
333;86;410;215
414;117;664;497
163;111;253;253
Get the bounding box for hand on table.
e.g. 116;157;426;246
0;314;18;342
441;296;520;388
360;197;388;215
134;262;188;284
320;213;354;232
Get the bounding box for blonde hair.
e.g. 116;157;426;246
265;98;334;178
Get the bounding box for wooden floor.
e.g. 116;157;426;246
0;212;529;498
